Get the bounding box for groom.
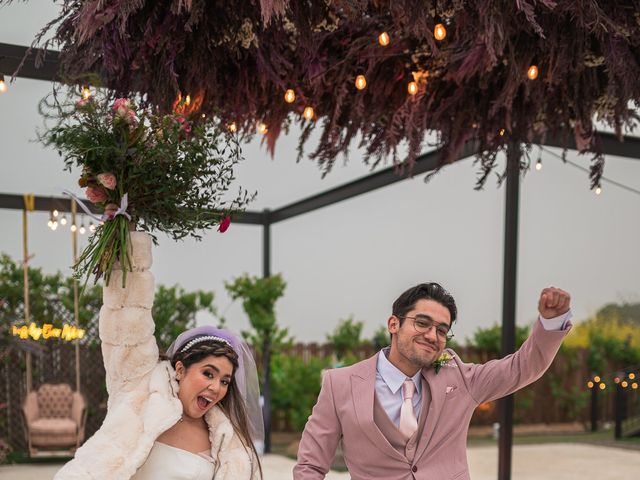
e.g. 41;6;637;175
294;282;572;480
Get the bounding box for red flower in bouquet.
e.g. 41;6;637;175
85;186;108;204
218;216;231;233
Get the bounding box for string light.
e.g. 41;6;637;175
527;65;539;80
587;381;594;389
60;215;68;226
201;113;206;118
599;383;606;390
633;383;638;390
51;220;58;231
70;224;77;233
0;75;6;93
258;123;268;135
622;380;628;388
499;128;506;136
535;158;542;171
629;373;636;380
303;106;315;120
407;81;418;95
185;95;191;106
228;122;237;133
82;85;91;99
47;218;53;229
284;89;296;103
595;185;602;195
89;222;96;233
53;209;59;218
594;376;601;383
378;32;390;46
355;75;367;90
434;23;447;41
79;222;86;235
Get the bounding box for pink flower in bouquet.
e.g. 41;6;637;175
97;172;117;190
85;186;108;204
218;216;231;233
175;115;192;136
112;98;137;125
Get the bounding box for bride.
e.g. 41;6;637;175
54;232;263;479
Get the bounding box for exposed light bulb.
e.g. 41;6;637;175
79;224;86;235
53;209;59;218
284;89;296;103
82;85;91;99
355;75;367;90
595;185;602;195
51;221;58;231
60;215;68;226
185;94;191;106
499;128;505;136
535;159;542;171
47;219;53;228
527;65;539;80
407;81;418;95
258;123;268;135
0;76;6;93
228;122;237;133
70;224;77;233
303;106;315;120
202;113;206;118
378;32;390;46
434;23;447;41
89;222;96;233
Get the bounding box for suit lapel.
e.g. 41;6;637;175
351;355;408;463
414;366;446;462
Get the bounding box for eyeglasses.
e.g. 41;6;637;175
398;315;454;341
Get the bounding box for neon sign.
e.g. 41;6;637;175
11;323;85;341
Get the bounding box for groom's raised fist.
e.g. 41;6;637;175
538;287;571;319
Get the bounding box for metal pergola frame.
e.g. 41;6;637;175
2;41;640;478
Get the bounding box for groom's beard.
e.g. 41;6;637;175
396;334;442;369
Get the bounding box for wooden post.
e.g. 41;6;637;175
22;194;35;393
72;200;81;392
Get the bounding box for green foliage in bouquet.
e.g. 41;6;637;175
40;90;254;287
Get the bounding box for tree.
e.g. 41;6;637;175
326;316;365;363
225;273;287;453
152;285;219;352
466;323;531;355
372;325;390;351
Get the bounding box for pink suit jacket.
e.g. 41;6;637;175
294;319;570;479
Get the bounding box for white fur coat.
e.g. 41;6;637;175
54;232;259;480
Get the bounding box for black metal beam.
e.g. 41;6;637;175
497;142;521;480
0;193;266;225
543;130;640;160
270;141;479;223
0;43;60;82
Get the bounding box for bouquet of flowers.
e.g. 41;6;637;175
41;90;254;287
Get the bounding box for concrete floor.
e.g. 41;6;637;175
0;444;639;479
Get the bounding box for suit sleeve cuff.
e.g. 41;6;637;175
539;310;573;331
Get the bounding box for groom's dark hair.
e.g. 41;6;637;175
392;282;458;324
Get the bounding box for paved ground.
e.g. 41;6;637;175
0;444;638;479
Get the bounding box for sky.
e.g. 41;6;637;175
1;3;639;345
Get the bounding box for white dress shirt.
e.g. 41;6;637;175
375;311;572;426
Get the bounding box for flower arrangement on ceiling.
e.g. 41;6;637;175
40;90;255;287
23;0;640;188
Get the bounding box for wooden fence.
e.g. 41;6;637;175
0;339;622;453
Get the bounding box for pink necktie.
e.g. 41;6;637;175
399;379;418;439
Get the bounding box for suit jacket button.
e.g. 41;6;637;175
412;466;418;473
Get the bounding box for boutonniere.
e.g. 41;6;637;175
432;352;453;374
